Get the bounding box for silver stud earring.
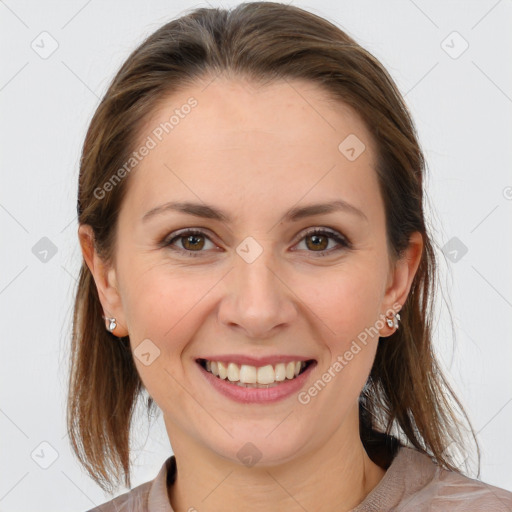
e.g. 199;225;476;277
386;312;401;330
108;318;117;332
102;315;117;332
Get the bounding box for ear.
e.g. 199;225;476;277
380;231;423;337
78;224;128;337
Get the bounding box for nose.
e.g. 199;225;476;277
218;252;298;339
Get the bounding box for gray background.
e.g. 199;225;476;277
1;0;511;510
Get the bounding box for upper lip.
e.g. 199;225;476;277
197;354;315;366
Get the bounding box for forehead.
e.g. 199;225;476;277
123;76;380;222
141;76;372;146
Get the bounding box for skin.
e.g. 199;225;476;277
79;76;423;512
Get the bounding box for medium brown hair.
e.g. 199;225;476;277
67;1;480;493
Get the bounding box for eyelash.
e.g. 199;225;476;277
162;227;352;258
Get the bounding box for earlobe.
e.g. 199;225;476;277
77;224;128;337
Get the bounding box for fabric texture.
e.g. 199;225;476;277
86;446;512;511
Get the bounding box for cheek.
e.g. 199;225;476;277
292;260;384;400
292;268;382;428
293;260;385;345
120;260;217;340
119;262;226;399
121;265;208;408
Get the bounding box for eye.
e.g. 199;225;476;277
293;228;351;256
162;227;351;258
164;229;217;257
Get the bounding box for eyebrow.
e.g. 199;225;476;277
142;199;368;224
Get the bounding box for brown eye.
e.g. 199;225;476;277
164;229;216;256
294;228;350;256
181;233;205;251
305;233;329;251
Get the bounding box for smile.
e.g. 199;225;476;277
197;358;315;388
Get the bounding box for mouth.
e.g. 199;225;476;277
196;358;316;389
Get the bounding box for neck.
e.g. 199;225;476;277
167;417;387;512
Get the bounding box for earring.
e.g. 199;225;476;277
102;315;117;332
386;312;401;330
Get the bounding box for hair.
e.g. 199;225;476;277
67;1;480;494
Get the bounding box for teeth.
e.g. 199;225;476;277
227;362;239;382
257;365;274;384
202;359;308;385
240;364;257;383
285;362;295;379
274;363;286;382
218;361;228;379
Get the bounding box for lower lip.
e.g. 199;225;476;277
197;361;316;404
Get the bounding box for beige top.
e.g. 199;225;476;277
86;446;512;511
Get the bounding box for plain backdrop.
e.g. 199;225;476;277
1;1;511;510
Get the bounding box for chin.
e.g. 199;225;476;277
207;427;310;468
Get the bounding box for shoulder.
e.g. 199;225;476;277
84;456;175;512
84;480;152;512
356;444;512;512
423;466;512;511
397;447;512;511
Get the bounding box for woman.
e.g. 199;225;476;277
67;2;512;511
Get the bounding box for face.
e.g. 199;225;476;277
82;76;421;467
